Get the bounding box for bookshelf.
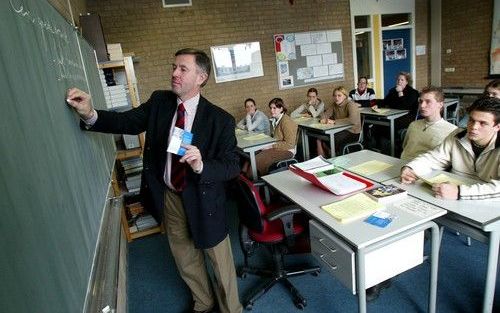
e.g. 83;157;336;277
101;56;163;242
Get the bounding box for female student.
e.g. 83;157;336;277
291;88;325;118
317;86;361;157
236;98;270;135
247;98;298;178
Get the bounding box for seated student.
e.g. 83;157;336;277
316;86;361;157
247;98;298;179
401;96;499;200
384;71;419;128
236;98;270;135
291;87;325;118
400;86;458;160
349;76;376;108
458;79;500;128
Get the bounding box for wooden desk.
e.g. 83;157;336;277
236;130;276;181
331;149;406;183
263;169;445;313
293;117;353;160
385;172;500;313
359;108;408;157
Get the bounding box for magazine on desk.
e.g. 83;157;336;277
289;156;373;195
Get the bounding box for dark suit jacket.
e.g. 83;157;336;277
84;90;240;248
384;85;419;129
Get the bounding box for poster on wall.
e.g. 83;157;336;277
274;29;344;90
490;0;500;76
383;38;406;61
210;42;264;83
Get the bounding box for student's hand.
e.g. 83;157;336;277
395;85;404;93
327;119;335;125
66;88;94;119
432;183;459;200
400;166;418;184
320;118;328;124
302;112;311;117
180;144;203;173
372;104;378;110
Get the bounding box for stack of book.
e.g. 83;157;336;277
126;202;158;233
107;43;123;61
121;157;143;193
99;69;129;109
289;156;372;195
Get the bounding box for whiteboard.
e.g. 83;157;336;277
274;30;345;89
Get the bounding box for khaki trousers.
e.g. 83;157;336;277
164;190;243;313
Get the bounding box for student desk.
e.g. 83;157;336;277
262;169;445;313
236;130;276;181
386;173;500;313
331;149;406;183
442;88;483;97
293;116;352;160
443;98;460;124
359;108;408;157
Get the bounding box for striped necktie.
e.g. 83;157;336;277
171;103;186;191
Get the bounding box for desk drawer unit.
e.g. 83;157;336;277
309;220;424;294
310;220;356;292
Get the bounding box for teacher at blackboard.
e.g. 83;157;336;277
67;48;242;313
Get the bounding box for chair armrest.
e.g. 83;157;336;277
266;205;302;240
266;205;302;221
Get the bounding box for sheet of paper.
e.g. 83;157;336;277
292;155;332;171
243;133;270;141
235;128;246;135
322;193;383;223
348;160;393;176
372;108;390;114
420;173;465;186
167;127;193;156
393;198;442;218
310;123;331;129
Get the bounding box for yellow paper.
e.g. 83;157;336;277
310;123;331;129
235;128;246;135
321;193;383;223
372;108;390;114
421;173;465;186
348;160;393;176
243;133;270;141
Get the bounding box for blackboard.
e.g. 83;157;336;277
0;1;116;312
274;29;345;90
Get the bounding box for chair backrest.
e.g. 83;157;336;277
234;174;268;233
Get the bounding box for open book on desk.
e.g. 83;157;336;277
289;156;373;195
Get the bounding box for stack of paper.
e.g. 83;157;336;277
321;193;383;223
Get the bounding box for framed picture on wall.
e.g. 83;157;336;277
210;42;264;83
162;0;191;8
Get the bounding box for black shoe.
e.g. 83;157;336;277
366;279;392;302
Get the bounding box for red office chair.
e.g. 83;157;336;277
234;174;320;310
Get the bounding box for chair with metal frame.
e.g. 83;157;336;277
234;174;321;310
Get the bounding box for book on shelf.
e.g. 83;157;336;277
321;193;383;223
289;156;373;195
365;184;407;204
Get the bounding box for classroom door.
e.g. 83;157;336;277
382;28;411;96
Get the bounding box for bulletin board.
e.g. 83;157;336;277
274;29;345;90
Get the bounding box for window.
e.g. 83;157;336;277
381;13;411;28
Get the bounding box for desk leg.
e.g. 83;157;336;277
390;119;395;157
301;129;310;161
482;231;499;313
429;224;440;313
249;151;258;181
356;249;367;313
330;133;336;157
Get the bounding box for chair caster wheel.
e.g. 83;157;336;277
293;297;306;310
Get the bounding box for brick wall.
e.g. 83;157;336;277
85;0;353;120
415;0;430;89
84;0;436;119
441;0;492;88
